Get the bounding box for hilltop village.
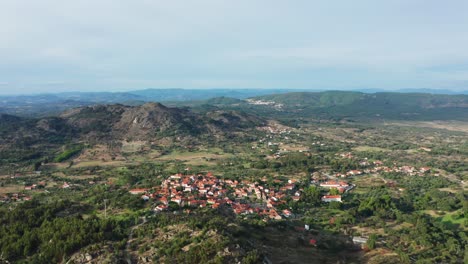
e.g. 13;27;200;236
128;156;432;221
1;152;432;209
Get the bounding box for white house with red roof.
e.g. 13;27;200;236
321;195;342;202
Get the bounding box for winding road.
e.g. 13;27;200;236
124;216;147;264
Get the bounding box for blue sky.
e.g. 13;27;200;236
1;0;468;94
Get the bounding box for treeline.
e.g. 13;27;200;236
133;210;259;264
0;200;129;263
53;144;85;162
385;213;467;263
347;185;466;262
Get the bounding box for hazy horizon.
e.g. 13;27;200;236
2;87;468;96
1;1;468;94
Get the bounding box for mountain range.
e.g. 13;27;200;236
174;91;468;122
1;88;467;117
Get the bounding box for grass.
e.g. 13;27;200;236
354;146;390;152
350;175;386;194
0;185;24;194
439;211;465;226
155;150;235;166
423;210;466;230
438;187;462;193
72;160;127;168
121;141;147;153
388;121;468;133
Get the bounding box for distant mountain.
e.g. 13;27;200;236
1;88;467;117
0;89;298;117
0;95;97;117
246;91;468;121
344;88;468;95
54;91;144;103
184;92;468;121
392;88;468;95
129;88;298;101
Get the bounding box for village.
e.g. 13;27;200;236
1;150;432;211
126;169;354;221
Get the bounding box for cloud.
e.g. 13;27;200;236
0;0;468;94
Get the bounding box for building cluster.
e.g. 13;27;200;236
245;99;284;110
316;180;355;203
319;180;354;193
334;170;363;178
24;181;46;190
129;172;359;218
333;155;432;177
0;193;32;203
363;162;431;176
130;172;301;220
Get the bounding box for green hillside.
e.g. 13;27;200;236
250;91;468;121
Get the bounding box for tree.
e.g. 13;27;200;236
302;185;321;206
168;201;180;211
367;234;377;250
329;188;340;195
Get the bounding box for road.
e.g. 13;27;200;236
124;216;147;264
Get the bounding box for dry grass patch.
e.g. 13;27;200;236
387;121;468;133
156;151;235;165
354;146;390;152
72;160;127;168
0;185;24;194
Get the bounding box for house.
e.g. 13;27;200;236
420;167;431;173
158;196;168;205
171;196;182;205
321;195;342;203
291;196;300;201
282;209;292;218
352;236;368;245
268;209;282;220
170;174;182;180
347;170;362;176
320;181;349;189
129;188;148;195
155;204;168;212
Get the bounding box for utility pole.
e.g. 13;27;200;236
104;199;108;219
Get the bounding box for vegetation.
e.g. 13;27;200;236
54;145;85;162
0;91;467;263
0;200;128;263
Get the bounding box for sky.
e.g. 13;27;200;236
1;0;468;95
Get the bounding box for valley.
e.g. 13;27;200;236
0;92;467;263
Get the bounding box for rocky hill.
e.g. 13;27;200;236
0;103;265;168
60;102;264;141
